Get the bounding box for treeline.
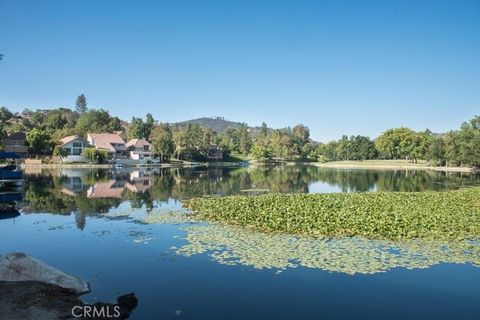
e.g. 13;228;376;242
1;95;479;167
319;118;480;167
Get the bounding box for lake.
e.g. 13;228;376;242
1;165;480;319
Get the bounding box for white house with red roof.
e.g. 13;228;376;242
87;133;127;159
59;135;89;162
126;138;152;160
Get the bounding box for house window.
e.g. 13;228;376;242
143;145;149;151
73;142;82;148
64;148;72;154
73;148;82;155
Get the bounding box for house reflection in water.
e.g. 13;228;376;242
0;190;22;220
59;169;153;199
87;180;126;198
59;170;87;196
125;170;153;193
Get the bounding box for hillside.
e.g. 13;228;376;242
174;117;250;133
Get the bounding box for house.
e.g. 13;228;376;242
208;146;223;161
126;139;152;160
87;133;127;159
59;135;89;162
2;132;28;158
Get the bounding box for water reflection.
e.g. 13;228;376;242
0;190;22;220
18;166;480;230
145;212;480;275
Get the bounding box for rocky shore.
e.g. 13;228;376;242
0;253;137;320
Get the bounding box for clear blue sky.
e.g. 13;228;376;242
0;0;479;141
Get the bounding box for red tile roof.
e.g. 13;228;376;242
126;138;152;148
60;135;81;146
88;133;125;152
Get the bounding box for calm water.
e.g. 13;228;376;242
1;165;480;319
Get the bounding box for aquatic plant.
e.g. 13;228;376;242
144;212;480;274
183;188;480;240
176;224;480;274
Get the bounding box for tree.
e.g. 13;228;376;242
0;107;13;142
127;113;155;140
127;117;146;140
26;128;51;155
426;137;446;166
270;130;294;160
172;128;188;160
349;135;377;161
75;109;122;136
250;138;273;161
292;124;310;154
75;94;88;113
200;127;212;156
150;123;174;162
442;116;480;167
145;113;155;139
259;122;268;139
239;127;252;155
46;112;67;131
317;141;339;162
375;127;427;162
53;146;67;163
0;106;13;122
81;148;108;163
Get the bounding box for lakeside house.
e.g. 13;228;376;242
208;146;224;161
59;135;89;162
2;132;28;158
126;139;152;160
87;133;127;159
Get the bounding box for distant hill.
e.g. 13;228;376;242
174;117;251;133
173;116;322;143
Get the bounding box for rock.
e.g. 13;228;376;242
0;252;90;294
0;281;83;320
0;281;138;320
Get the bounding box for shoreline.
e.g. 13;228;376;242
309;162;474;173
20;161;247;170
250;160;476;173
19;160;476;173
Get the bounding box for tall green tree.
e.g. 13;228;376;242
292;124;310;145
150;123;174;162
75;94;88;113
127;117;146;139
26;128;51;155
250;138;272;161
426;136;446;166
375;127;428;162
259;122;268;139
239;127;252;155
145;113;155;138
0;107;13;142
172;127;188;160
75;109;122;136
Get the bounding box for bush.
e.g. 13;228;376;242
81;148;109;163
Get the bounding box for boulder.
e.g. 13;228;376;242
0;252;90;294
0;281;137;320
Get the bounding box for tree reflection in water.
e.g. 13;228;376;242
19;166;480;230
